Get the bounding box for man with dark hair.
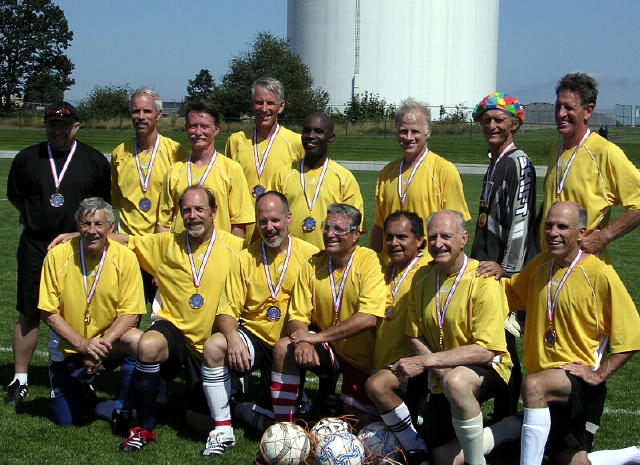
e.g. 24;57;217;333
270;113;364;249
6;102;110;404
225;77;303;244
40;197;145;426
156;101;254;239
270;203;386;421
540;73;640;262
508;201;640;465
198;191;318;456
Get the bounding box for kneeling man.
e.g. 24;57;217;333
40;197;145;425
367;210;512;465
507;201;640;465
199;192;318;456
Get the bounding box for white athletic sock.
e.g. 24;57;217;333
452;413;485;465
201;365;233;431
12;373;28;385
520;407;551;465
380;403;427;451
483;414;524;454
588;445;640;465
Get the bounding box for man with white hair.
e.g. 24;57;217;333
224;77;303;243
370;99;470;257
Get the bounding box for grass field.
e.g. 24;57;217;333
0;128;639;464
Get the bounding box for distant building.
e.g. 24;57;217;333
162;101;182;117
524;102;617;128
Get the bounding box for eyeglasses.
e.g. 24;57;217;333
47;108;71;117
321;222;358;236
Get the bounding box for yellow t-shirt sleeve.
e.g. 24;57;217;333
354;252;386;318
216;254;246;320
116;248;147;316
38;248;62;314
470;277;509;354
129;233;168;276
598;266;640;354
288;260;314;324
441;163;471;220
603;145;640;210
227;162;255;225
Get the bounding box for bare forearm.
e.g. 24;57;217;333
288;320;309;337
102;314;140;345
595;351;635;381
231;224;247;239
41;311;85;352
155;225;170;233
420;344;495;369
410;337;434;356
215;314;239;338
314;313;377;343
603;209;640;244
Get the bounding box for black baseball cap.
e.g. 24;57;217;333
44;102;80;123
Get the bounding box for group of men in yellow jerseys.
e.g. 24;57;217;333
13;72;640;465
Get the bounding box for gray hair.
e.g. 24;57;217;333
427;209;467;234
326;203;362;229
74;197;115;225
131;88;163;113
251;77;284;102
395;98;432;133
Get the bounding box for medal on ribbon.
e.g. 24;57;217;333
545;250;583;346
556;130;591;199
135;134;161;213
47;141;78;208
435;255;468;351
261;236;293;322
252;125;280;198
186;229;216;310
300;158;329;233
328;252;356;325
79;238;109;325
398;149;429;207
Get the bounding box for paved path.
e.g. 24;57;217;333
0;150;548;177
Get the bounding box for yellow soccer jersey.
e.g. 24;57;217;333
541;133;640;262
111;136;188;236
216;236;319;346
506;253;640;374
375;152;471;260
406;259;512;393
288;246;386;373
270;159;365;249
157;153;255;234
129;230;243;355
373;253;430;370
39;238;146;360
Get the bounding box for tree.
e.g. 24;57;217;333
0;0;75;111
78;84;132;117
185;69;216;102
343;91;396;122
213;32;329;120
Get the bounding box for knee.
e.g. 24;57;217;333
442;367;474;402
136;332;166;363
365;370;394;401
520;374;545;404
203;333;226;365
272;337;292;364
120;328;143;355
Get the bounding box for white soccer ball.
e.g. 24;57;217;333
310;417;350;442
260;422;311;465
357;422;401;463
315;431;366;465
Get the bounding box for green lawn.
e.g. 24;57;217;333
0;132;639;463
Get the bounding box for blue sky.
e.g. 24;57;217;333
55;0;639;110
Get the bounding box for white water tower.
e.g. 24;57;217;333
287;0;499;111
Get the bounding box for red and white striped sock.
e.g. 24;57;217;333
270;372;300;422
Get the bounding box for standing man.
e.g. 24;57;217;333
198;192;318;456
270;204;386;422
540;73;640;261
367;210;513;465
111;88;187;236
117;185;243;452
6;102;110;404
156;101;254;238
371;99;470;256
507;201;640;465
270;114;364;249
470;92;537;278
40;198;145;425
225;77;303;243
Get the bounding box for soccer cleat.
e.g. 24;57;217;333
119;426;156;452
4;380;28;404
201;429;236;457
